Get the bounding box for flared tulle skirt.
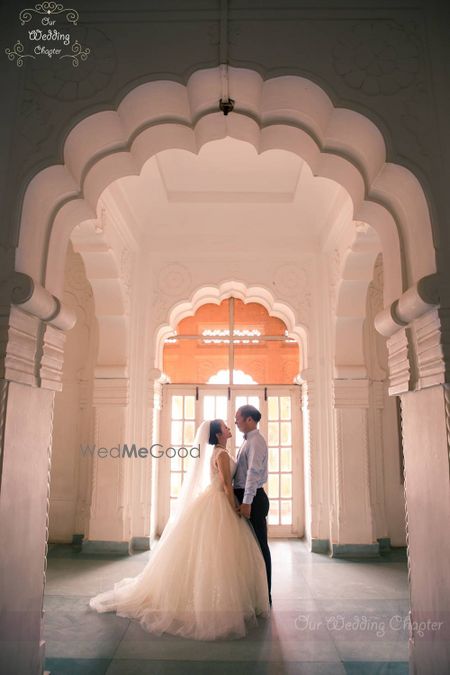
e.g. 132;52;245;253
89;483;270;640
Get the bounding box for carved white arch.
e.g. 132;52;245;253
15;66;436;310
154;280;308;377
334;223;382;377
69;218;129;369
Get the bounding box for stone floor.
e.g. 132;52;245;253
43;539;410;675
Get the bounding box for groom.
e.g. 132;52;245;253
234;404;272;606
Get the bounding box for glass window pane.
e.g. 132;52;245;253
280;447;292;472
280;422;292;445
170;472;182;498
268;397;279;421
268;500;279;525
249;396;260;409
171;454;182;471
235;396;247;410
268;473;279;498
268;447;279;472
170;498;177;516
164;298;299;384
280;396;291;420
216;396;228;420
280;473;292;499
268;422;279;446
171;395;183;420
171;421;183;445
203;395;215;420
235;431;245;451
281;500;292;525
183;421;195;445
184;396;195;420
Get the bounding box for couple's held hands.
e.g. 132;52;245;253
230;499;251;519
238;503;251;519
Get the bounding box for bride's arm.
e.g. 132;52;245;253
217;452;240;514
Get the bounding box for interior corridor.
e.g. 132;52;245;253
43;539;409;675
1;3;450;673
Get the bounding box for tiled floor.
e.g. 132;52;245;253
43;540;410;675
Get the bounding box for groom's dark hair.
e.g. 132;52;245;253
237;405;261;423
209;419;222;445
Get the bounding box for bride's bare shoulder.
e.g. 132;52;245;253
214;447;231;466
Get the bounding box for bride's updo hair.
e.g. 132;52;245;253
209;419;222;445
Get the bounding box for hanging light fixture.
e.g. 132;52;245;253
218;1;234;115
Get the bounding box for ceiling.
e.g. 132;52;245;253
104;137;353;252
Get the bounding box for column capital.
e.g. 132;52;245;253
40;323;67;391
0;273;77;389
10;272;76;331
1;308;68;390
0;306;39;386
333;378;369;408
412;308;448;390
93;377;129;407
375;274;439;338
375;275;448;395
386;328;411;395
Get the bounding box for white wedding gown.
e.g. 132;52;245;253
89;447;270;640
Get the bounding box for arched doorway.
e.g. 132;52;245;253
14;67;435;299
1;65;441;675
158;296;302;536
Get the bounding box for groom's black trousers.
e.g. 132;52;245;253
234;487;272;601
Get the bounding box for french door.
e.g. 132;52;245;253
158;385;303;537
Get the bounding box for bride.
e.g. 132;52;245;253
89;419;270;640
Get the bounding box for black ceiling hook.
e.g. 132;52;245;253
219;98;235;115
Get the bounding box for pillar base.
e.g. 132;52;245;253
377;537;391;553
81;540;130;555
331;542;380;558
39;640;46;675
131;536;151;551
310;538;330;554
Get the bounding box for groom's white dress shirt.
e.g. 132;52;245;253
233;428;268;505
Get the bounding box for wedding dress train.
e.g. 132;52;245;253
89;446;270;640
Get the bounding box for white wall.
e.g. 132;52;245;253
49;246;97;543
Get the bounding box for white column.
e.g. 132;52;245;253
367;380;389;543
331;378;378;556
125;369;161;552
0;274;75;675
301;371;330;553
375;276;450;675
82;374;131;553
148;369;165;545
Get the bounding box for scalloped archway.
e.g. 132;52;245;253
15;66;436;316
334;222;382;377
154;279;308;378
